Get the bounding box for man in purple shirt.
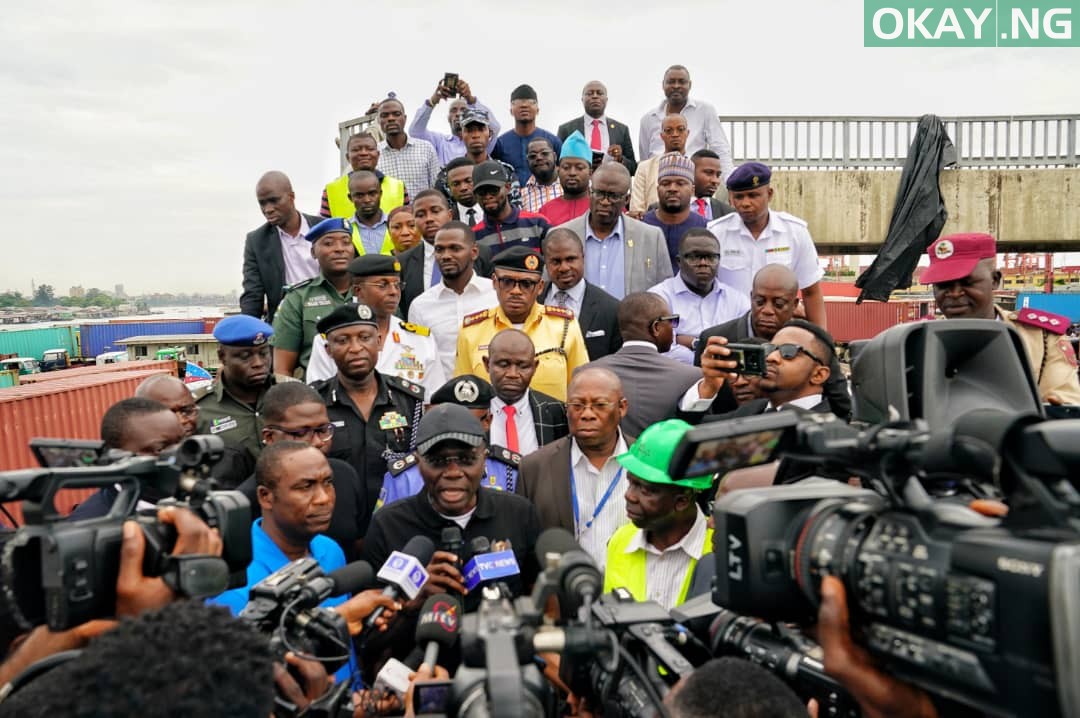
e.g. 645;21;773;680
408;75;501;165
641;153;707;271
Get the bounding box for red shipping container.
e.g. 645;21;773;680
0;368;173;526
825;300;935;343
203;317;222;334
19;359;177;384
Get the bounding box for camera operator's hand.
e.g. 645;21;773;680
402;662;450;718
334;589;401;635
116;507;222;617
697;336;739;399
272;651;332;713
818;576;938;718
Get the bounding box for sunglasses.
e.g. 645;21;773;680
494;276;542;292
766;343;825;366
652;314;681;329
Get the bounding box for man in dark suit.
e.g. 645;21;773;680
517;367;631;568
538;228;621;360
557;81;637;176
693;264;851;420
485;329;568;455
582;292;727;436
397;189;493;317
241;171;324;323
689;150;735;221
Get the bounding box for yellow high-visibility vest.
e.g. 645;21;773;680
603;523;714;607
348;220;395;256
325;173;407;218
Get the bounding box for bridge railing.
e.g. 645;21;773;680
718;115;1079;169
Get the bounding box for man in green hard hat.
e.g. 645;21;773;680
603;418;713;610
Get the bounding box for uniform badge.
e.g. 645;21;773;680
378;412;408;430
934;240;954;260
752;175;760;187
394;350;424;379
454;379;480;403
357;304;373;320
253;332;266;345
304;295;332;307
524;254;540;271
209;416;237;434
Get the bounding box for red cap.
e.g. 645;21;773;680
921;233;997;285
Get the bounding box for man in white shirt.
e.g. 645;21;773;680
408;222;497;377
638;65;734;181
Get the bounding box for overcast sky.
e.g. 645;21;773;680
3;0;1078;295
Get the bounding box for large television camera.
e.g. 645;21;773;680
670;320;1080;717
0;435;251;631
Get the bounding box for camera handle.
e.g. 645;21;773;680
483;629;523;718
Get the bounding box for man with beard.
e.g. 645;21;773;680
345;170;395;256
408;222;497;377
638;65;733;176
557;80;637;176
242;171;324;322
689;150;734;220
492;84;562;186
642;153;708;270
135;374;199;438
521;138;562;213
443;157;482;226
321;132;408;218
538;131;593;225
648;229;748;364
272;218;354;379
312;303;425;505
472;161;551;253
631;114;689;216
409;75;501;164
375;96;440;198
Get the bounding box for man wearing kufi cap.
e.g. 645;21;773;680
708;161;828;328
309;302;425;504
271;217;355;379
196;315;297;474
305;254;446;399
641;152;709;271
539;131;594;225
455;246;589;402
492;84;563;187
603;419;714;610
375;374;524;509
924;232;1080;404
557;80;638;176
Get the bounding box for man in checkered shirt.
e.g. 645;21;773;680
376;96;441;198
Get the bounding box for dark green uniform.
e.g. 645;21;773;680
195;374;297;460
271;274;349;376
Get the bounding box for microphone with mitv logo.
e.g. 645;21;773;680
364;535;436;629
416;593;462;668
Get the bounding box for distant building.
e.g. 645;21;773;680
116;334;220;370
114;284;125;298
69;286;86;298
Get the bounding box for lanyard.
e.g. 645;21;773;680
569;458;624;536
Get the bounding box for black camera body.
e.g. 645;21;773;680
0;436;251;631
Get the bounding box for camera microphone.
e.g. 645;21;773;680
535;528;602;609
364;535;436;629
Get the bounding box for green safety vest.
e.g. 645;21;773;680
325;173;407;218
603;523;714;607
349;220;395;256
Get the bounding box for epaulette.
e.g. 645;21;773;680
387;452;418;476
773;210;808;227
543;305;574;320
1012;308;1070;335
462;309;490;327
399;321;431;337
488;445;522;467
191;383;215;402
385;373;425;398
283;277;315;294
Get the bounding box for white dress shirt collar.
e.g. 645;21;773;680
620;340;659;351
624;506;708;560
770;393;824;412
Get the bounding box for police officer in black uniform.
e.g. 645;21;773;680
311;302;424;529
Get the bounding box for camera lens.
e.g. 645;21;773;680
792;497;882;610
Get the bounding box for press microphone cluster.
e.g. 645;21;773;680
462;537;521;592
364;535;436;629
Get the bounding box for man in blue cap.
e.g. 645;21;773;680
538;131;593;225
196;314;297;484
709;162;827;328
271;217;355;379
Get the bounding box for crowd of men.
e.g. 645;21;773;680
10;66;1080;717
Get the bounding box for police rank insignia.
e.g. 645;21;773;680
253;332;266;345
524;254;540;271
378;412;409;430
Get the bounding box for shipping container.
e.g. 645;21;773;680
0;367;173;526
1015;293;1080;322
0;369;17;388
825;299;935;343
18;359;178;384
79;321;204;358
0;325;80;361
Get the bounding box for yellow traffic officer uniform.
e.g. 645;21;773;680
997;305;1080;405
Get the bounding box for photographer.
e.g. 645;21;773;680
664;657;808;718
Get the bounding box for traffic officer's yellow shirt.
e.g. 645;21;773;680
453;302;588;402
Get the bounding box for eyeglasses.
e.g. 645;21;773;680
682;252;721;265
765;343;826;366
360;280;404;292
590;190;627;204
652;314;680;329
423;451;482;468
266;423;336;441
172;405;199;419
494;276;542;292
566;400;620;414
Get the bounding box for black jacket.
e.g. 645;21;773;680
397;240;494;318
557;116;638;176
538;281;622;360
240;212;324;323
527;389;570;446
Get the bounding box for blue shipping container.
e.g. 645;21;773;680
0;326;79;360
79;321;205;358
1015;293;1080;322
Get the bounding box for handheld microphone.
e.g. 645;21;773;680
441;526;465;570
364;535;436;629
535;528;603;610
296;561;375;609
462;537;520;592
416;593;462;668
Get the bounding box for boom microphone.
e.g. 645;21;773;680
364;535;436;629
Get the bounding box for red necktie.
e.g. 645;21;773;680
696;198;707;217
590;119;602;151
504;406;520;452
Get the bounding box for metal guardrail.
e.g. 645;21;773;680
718;115;1079;169
338;113;381;173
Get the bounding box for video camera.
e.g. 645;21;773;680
669;320;1080;717
0;435;251;631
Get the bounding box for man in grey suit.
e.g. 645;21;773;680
556;81;637;176
241;171;324;323
554;163;672;300
579;293;733;436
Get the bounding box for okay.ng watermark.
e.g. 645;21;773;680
865;1;1080;45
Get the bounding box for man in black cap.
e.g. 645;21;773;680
362;403;541;611
444;108;522;210
492;84;563;186
311;302;425;510
305;254;445;399
472;160;551;253
376;374;523;509
455;246;589;402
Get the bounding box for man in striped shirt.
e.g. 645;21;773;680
472;161;551;253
